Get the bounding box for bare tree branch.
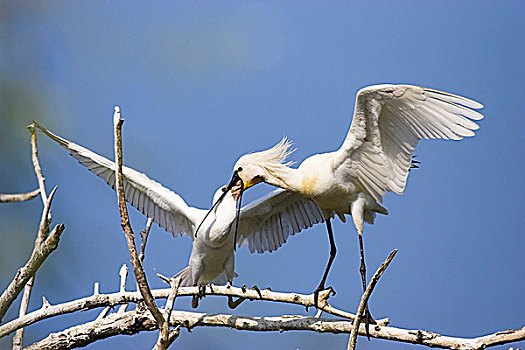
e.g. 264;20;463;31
28;124;48;204
23;309;175;350
3;282;523;349
164;278;181;323
0;190;40;203
347;249;397;350
112;106;170;349
0;187;63;323
24;306;525;350
0;285;388;339
11;277;34;350
162;279;182;350
24;309;154;350
139;218;153;263
0;222;65;323
117;264;129;314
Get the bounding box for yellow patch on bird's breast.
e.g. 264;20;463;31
300;175;319;197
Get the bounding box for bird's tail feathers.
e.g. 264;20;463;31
372;203;389;216
365;203;389;225
172;266;193;287
209;271;238;286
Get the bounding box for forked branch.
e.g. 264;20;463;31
0;187;64;323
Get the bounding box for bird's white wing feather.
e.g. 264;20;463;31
237;188;324;253
34;122;204;239
333;84;484;202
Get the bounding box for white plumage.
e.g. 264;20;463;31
233;84;484;303
34;122;324;287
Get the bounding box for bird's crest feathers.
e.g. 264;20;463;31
256;136;296;168
236;137;296;177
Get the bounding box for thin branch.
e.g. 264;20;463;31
96;307;111;321
0;285;388;339
0;190;40;203
34;186;57;247
24;307;525;350
156;279;182;350
164;278;181;321
28;124;48;205
119;264;128;293
0;187;62;323
112;106;169;349
139;218;153;263
11;278;34;350
117;264;129;313
347;249;397;350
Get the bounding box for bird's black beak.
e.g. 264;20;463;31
232;171;244;252
194;170;243;238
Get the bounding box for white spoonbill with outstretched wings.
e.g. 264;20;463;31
233;84;484;314
34;122;324;297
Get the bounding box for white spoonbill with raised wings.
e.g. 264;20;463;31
233;84;484;313
34;122;324;305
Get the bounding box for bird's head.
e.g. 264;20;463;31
213;178;243;206
233;137;295;190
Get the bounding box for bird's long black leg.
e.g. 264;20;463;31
191;283;208;309
314;218;337;308
228;296;246;309
357;230;367;294
191;284;200;309
357;228;375;339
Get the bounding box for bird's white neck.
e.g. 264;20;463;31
214;195;237;227
264;166;304;194
199;192;238;248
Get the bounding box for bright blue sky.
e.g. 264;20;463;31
1;1;524;349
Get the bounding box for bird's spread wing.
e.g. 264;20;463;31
237;188;324;253
333;84;484;202
33;121;205;239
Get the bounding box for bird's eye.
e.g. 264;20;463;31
237;166;243;172
221;187;226;192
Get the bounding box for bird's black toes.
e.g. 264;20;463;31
251;285;262;298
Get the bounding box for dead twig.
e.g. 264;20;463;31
161;278;182;349
118;265;129;314
28;124;48;204
347;249;398;350
0;189;40;203
139;218;153;263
